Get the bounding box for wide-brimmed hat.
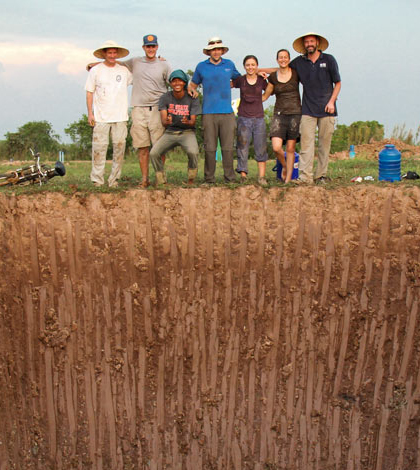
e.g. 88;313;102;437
94;40;129;59
292;32;329;54
203;37;229;56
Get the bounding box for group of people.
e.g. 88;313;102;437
85;32;341;188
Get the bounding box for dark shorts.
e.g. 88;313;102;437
269;113;301;141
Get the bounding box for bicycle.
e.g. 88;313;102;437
0;149;66;187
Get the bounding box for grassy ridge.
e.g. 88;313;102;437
1;150;420;195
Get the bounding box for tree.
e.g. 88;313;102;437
64;114;93;159
5;121;61;159
330;120;384;153
65;114;134;160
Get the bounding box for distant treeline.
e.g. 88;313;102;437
2;114;415;162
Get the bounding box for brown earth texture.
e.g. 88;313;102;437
1;184;420;470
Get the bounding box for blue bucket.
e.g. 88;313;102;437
272;152;299;180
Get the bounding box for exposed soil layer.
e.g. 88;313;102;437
1;185;420;470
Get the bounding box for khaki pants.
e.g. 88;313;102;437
299;115;335;182
150;130;199;173
130;106;165;148
91;121;127;186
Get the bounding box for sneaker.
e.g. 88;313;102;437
240;175;247;183
315;176;330;185
108;181;118;188
258;177;268;186
93;182;103;187
293;177;310;185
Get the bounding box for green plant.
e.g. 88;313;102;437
2;121;61;160
330;121;384;153
391;124;420;146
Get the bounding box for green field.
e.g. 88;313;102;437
1;148;420;195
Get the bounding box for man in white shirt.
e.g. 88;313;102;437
85;40;132;187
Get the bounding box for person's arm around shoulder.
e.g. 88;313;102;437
86;62;100;72
188;81;199;98
231;61;241;80
231;76;241;89
118;58;133;72
257;67;277;79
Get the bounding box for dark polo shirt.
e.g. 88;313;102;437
290;52;341;117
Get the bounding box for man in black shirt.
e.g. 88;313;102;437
290;32;341;184
150;69;201;185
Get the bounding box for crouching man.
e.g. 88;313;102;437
150;70;201;185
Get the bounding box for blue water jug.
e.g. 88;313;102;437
273;152;299;180
379;144;401;182
349;144;355;159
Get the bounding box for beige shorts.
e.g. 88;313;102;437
130;106;165;148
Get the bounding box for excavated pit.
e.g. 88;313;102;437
1;185;420;470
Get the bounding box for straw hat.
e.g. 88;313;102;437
292;32;329;54
94;40;129;59
203;37;229;56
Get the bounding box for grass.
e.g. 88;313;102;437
1;148;420;195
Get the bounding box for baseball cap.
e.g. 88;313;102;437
143;34;158;46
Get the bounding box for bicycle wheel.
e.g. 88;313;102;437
0;170;19;186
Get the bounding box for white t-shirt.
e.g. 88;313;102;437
85;63;133;122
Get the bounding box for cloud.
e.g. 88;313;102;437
0;42;94;75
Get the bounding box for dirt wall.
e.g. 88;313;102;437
1;186;420;469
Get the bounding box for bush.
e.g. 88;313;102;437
330;120;384;153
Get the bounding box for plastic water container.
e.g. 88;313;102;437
378;144;401;182
273;152;299;180
349;144;355;159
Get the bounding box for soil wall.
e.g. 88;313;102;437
1;186;420;469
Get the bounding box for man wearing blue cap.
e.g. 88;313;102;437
123;35;172;186
150;70;201;185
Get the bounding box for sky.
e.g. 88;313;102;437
0;0;419;144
